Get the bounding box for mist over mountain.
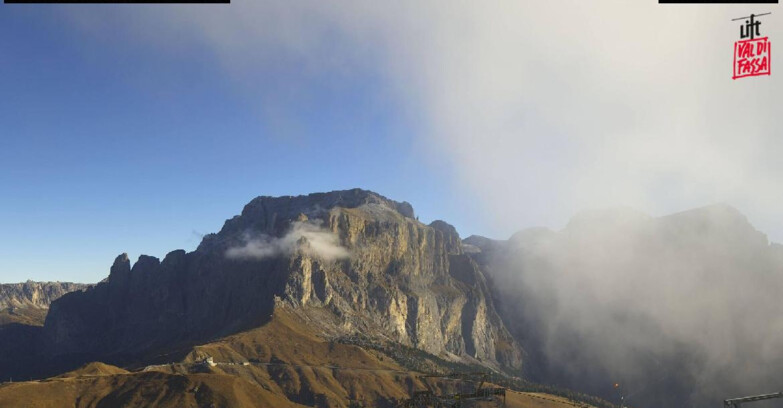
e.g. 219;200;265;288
475;204;783;408
2;191;781;407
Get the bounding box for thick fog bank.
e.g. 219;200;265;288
480;205;783;408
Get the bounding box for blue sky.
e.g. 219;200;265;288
0;5;479;283
1;2;781;283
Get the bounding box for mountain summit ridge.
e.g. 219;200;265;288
23;189;522;380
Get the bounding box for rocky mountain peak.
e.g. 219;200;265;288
131;255;161;274
108;253;131;283
659;203;754;231
560;204;766;249
198;189;415;251
658;203;768;249
39;189;522;374
429;220;462;254
463;235;498;249
239;188;412;227
0;281;91;310
564;207;651;233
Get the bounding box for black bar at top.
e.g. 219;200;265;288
5;0;228;3
660;0;777;3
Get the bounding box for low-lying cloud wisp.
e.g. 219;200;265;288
226;221;349;261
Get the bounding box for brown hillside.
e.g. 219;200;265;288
0;306;597;408
0;307;47;327
0;370;303;408
57;362;130;378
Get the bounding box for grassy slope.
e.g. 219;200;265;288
0;307;47;327
0;370;303;408
0;307;600;408
507;392;599;408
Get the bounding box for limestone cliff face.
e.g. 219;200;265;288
43;189;522;371
0;281;89;310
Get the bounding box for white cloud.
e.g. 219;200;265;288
226;220;349;261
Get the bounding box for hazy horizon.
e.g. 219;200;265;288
1;196;773;285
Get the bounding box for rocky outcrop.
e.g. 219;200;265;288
0;281;90;311
0;281;91;380
41;189;522;372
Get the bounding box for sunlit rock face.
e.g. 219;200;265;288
0;281;90;311
42;189;522;372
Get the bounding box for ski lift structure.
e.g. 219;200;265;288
724;392;783;408
397;372;506;407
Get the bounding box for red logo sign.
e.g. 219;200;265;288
733;37;771;79
732;13;772;80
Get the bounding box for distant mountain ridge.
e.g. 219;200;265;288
0;281;90;315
